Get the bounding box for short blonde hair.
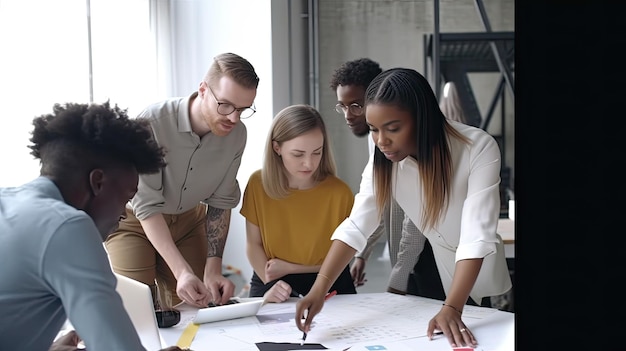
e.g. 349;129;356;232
204;52;259;89
262;104;337;199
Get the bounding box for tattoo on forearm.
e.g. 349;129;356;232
206;207;230;258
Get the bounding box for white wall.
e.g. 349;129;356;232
0;0;90;187
0;0;157;187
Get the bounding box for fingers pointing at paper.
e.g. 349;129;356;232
295;285;326;334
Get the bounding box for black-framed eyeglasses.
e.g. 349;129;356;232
207;85;256;119
335;102;364;116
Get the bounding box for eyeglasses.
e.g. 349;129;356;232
207;85;256;119
335;102;364;116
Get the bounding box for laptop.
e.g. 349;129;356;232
193;297;264;324
114;273;166;350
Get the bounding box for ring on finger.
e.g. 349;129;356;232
460;328;467;332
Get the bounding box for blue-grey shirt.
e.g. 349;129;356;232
0;177;145;351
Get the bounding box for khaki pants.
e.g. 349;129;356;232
105;204;208;308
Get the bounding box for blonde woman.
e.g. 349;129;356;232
240;104;356;302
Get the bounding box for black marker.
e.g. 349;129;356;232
299;291;336;345
301;331;307;346
294;290;306;345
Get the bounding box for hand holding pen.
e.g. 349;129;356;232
296;289;337;345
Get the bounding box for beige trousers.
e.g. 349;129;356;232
105;204;208;308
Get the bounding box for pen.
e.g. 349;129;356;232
301;331;307;346
301;290;338;345
324;290;337;301
296;291;305;345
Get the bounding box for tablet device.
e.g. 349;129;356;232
193;297;264;324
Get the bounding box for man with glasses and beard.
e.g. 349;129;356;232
105;53;260;314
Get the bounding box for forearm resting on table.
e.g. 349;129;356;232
445;258;483;310
140;214;194;278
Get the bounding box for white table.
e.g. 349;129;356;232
160;293;514;351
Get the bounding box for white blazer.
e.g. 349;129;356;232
331;121;512;303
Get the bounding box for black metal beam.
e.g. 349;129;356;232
439;32;514;42
474;0;515;95
481;76;506;130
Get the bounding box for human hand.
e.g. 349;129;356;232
203;272;235;305
350;257;367;287
175;270;211;308
427;305;477;348
264;258;291;282
49;330;83;351
294;286;326;335
263;280;293;303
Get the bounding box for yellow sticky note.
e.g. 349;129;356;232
176;322;200;349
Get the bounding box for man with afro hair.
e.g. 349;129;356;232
330;58;383;137
0;101;180;351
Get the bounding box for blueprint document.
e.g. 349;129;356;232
183;293;498;350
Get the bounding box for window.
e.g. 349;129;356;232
0;0;155;186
